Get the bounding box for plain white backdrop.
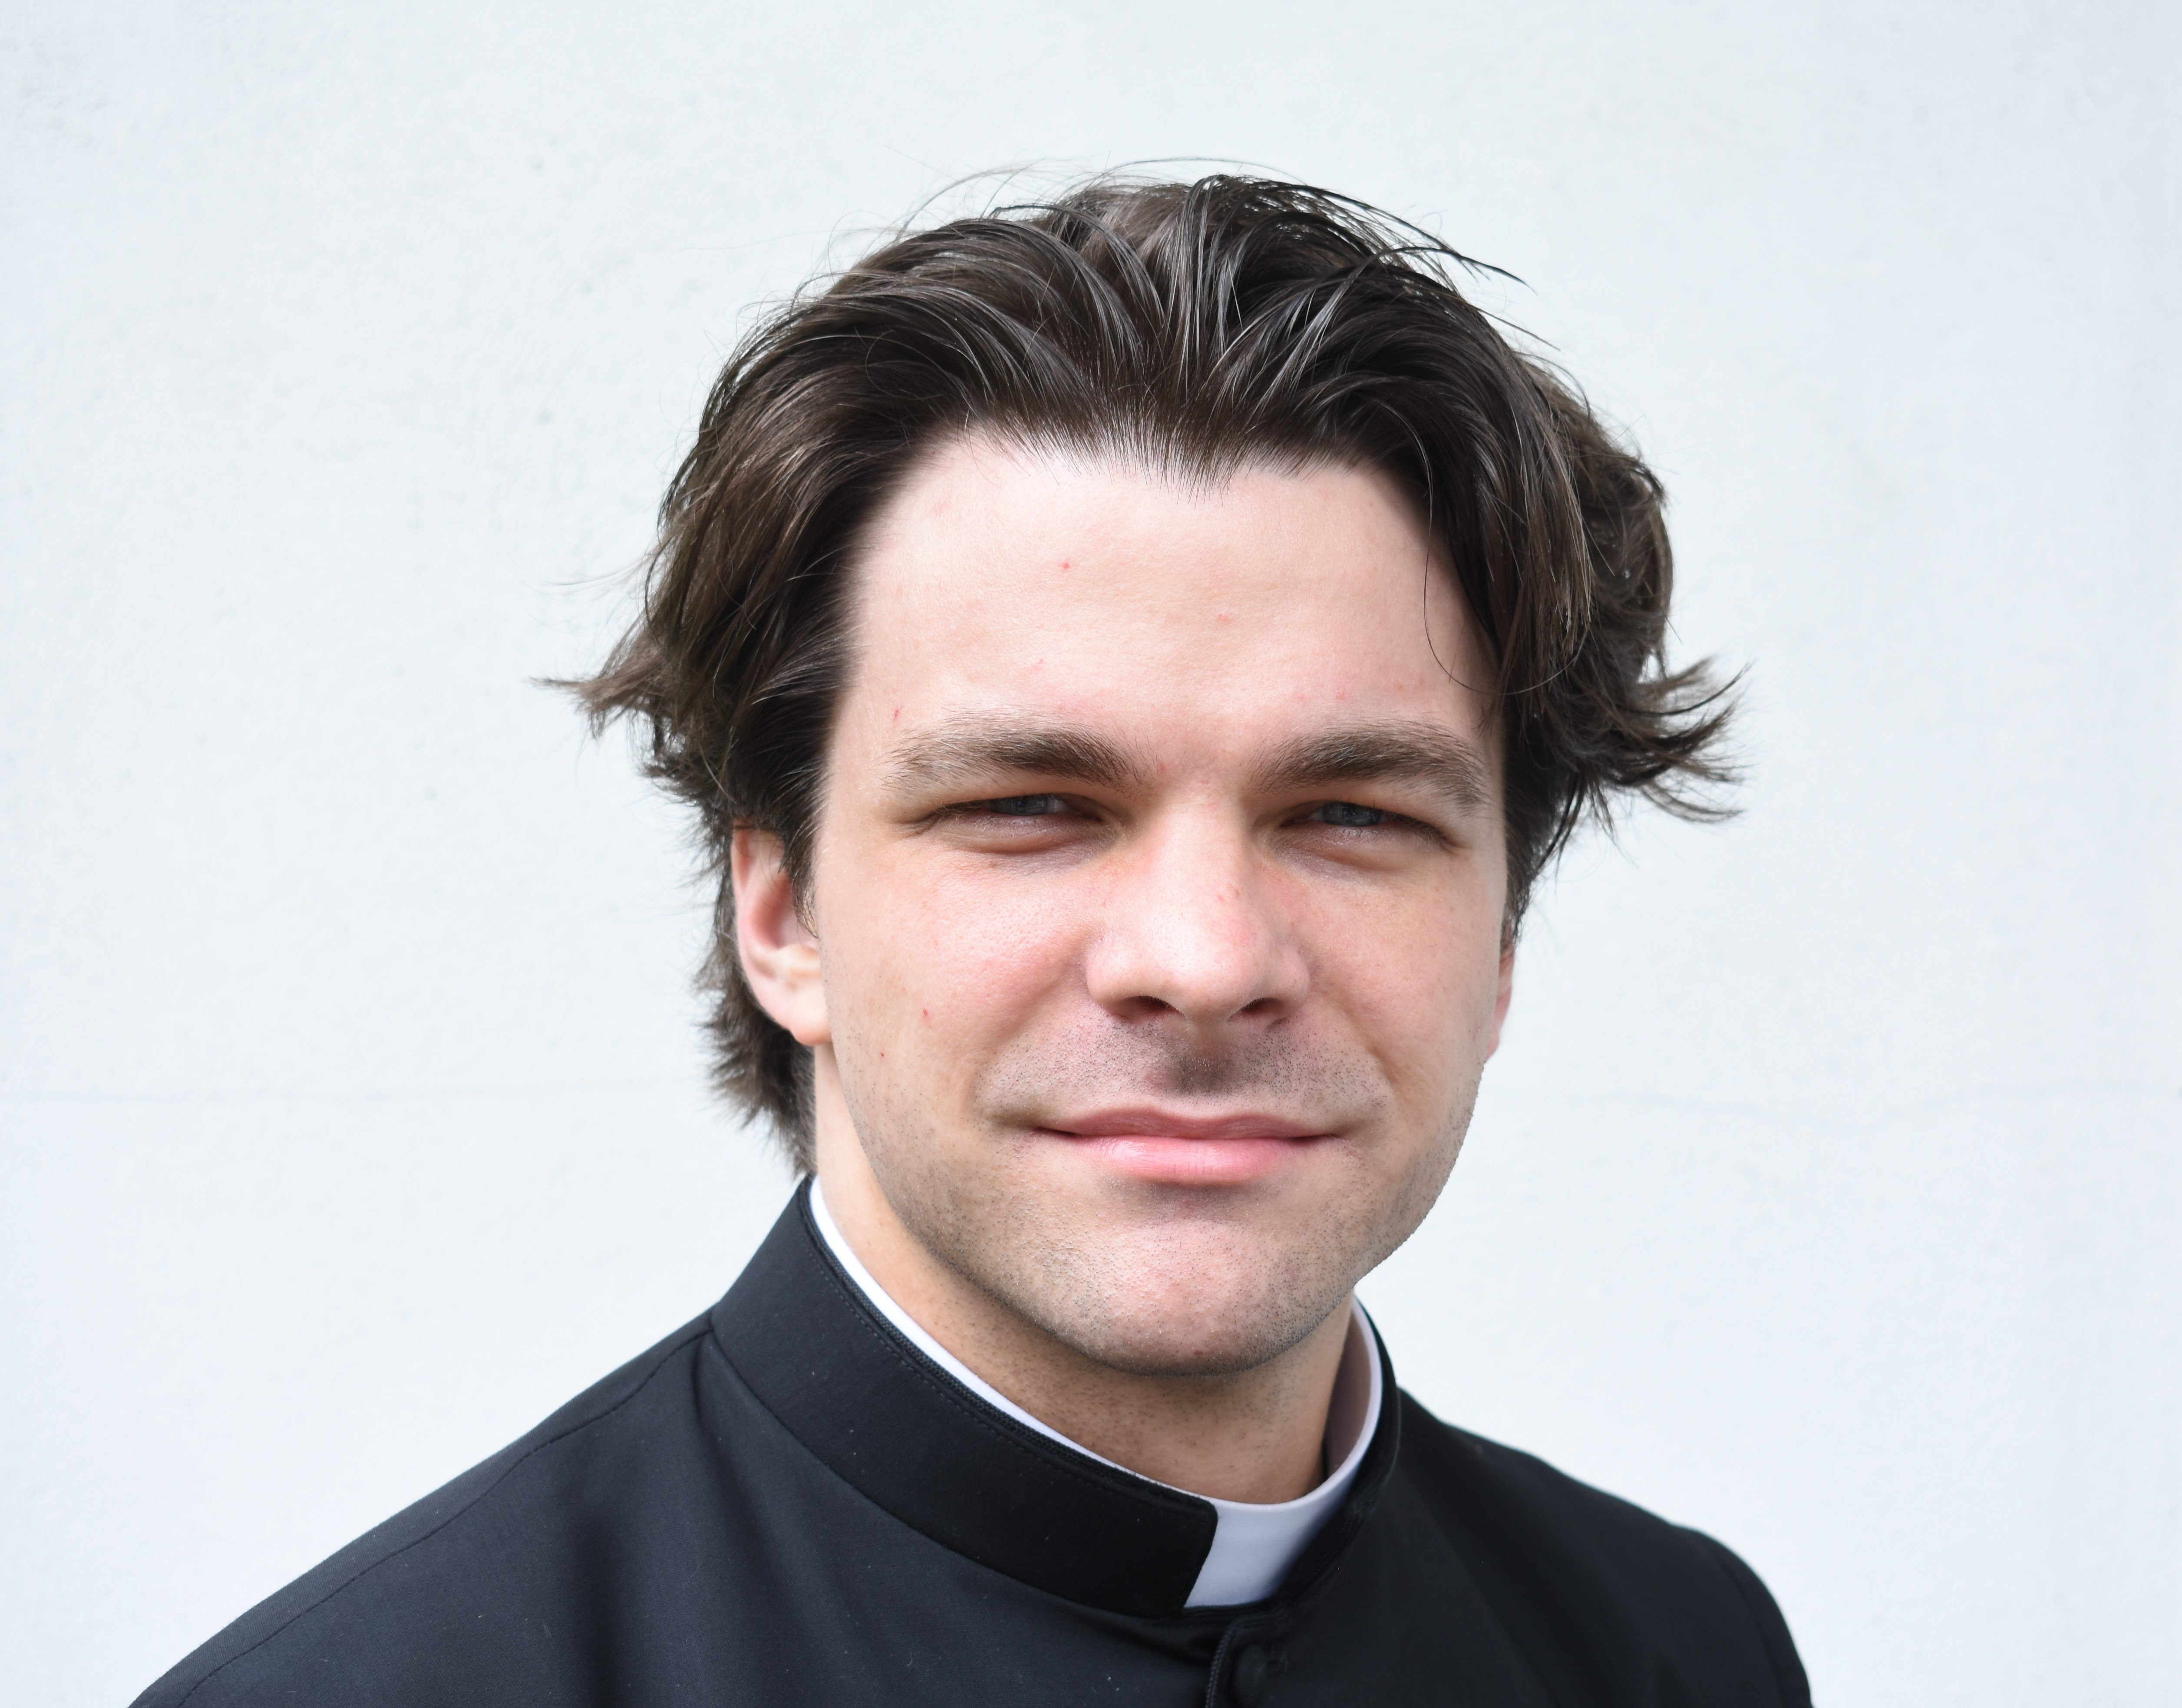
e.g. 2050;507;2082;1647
4;3;2176;1702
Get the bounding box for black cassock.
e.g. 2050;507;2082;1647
138;1184;1810;1707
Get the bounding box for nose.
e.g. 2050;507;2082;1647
1081;811;1310;1038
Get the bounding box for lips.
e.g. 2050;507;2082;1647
1037;1110;1331;1185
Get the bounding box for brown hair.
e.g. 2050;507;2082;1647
578;174;1733;1170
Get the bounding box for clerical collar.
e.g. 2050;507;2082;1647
808;1177;1383;1608
708;1180;1400;1618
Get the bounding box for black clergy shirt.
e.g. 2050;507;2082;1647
136;1183;1812;1707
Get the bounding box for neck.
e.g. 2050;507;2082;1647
811;1082;1351;1506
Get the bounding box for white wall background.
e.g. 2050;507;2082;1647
4;3;2175;1702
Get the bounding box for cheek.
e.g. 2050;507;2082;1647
826;851;1085;1076
1304;879;1505;1106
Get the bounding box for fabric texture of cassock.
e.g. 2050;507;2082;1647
135;1184;1812;1708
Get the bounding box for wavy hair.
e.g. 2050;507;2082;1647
576;175;1734;1168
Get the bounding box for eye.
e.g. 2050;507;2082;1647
972;794;1073;817
1307;801;1391;829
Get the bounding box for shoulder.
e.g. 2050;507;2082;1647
132;1311;719;1708
1391;1391;1811;1707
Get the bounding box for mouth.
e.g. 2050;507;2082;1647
1035;1110;1334;1186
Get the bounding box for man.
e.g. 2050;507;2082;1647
138;176;1806;1706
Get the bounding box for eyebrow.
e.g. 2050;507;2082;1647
1253;722;1495;812
882;714;1150;795
885;712;1492;811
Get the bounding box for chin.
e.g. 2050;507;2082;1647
1052;1306;1330;1379
1003;1220;1360;1379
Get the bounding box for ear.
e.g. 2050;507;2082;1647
1484;935;1516;1060
730;827;830;1046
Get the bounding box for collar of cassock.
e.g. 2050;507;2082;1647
709;1177;1402;1619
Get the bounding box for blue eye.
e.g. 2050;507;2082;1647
1311;801;1389;828
981;795;1070;816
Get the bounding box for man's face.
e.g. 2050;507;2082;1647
769;438;1512;1378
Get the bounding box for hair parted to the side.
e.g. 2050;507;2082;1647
575;173;1735;1172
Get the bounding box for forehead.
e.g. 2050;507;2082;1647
837;437;1495;763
